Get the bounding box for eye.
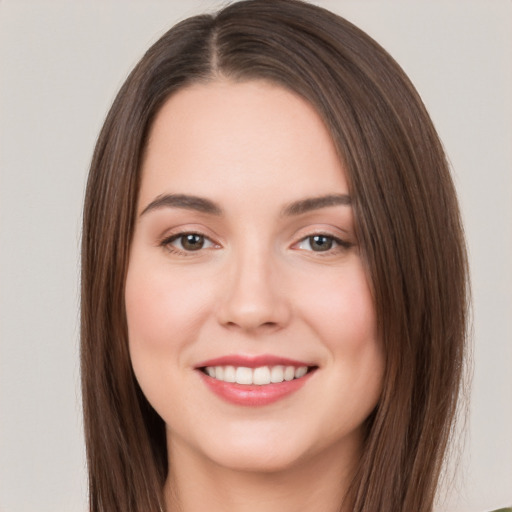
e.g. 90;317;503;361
162;232;216;253
295;234;351;253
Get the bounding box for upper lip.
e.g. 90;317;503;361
195;354;316;369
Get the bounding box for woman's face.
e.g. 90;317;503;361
125;80;384;473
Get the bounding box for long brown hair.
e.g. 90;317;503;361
81;1;469;510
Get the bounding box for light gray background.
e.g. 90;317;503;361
0;1;510;511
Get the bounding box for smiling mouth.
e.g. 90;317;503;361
200;365;317;385
196;355;318;405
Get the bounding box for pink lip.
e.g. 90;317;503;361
195;354;313;369
198;371;315;406
195;354;317;407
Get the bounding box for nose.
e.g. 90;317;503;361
216;247;291;334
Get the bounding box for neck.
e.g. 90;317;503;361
164;434;360;512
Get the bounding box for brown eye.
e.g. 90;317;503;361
180;234;205;251
295;233;352;254
309;235;333;251
162;232;216;253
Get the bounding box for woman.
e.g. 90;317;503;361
81;1;470;511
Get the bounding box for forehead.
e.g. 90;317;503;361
139;79;349;211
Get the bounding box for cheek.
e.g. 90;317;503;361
125;266;175;403
124;261;211;354
125;274;174;353
124;258;214;417
299;260;384;408
300;262;377;351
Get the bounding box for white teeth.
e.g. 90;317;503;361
284;366;295;381
224;365;236;383
295;366;308;378
270;365;285;383
204;365;310;385
235;367;253;385
253;366;271;385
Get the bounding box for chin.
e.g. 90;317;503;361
207;445;306;474
188;425;332;475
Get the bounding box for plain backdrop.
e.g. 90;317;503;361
0;1;511;511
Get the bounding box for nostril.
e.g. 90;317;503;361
223;320;278;331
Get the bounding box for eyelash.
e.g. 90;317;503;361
160;232;217;255
294;233;353;255
159;231;352;256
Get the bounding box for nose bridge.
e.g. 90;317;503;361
217;237;290;332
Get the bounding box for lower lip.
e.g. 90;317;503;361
198;371;314;406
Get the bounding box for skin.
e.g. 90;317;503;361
125;79;385;512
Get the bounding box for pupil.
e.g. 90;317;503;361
311;235;332;251
182;234;204;251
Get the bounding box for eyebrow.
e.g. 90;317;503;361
139;192;351;218
281;194;351;216
140;193;223;217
